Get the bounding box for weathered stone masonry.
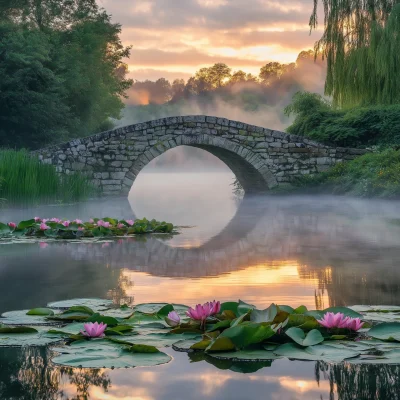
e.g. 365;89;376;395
33;115;367;195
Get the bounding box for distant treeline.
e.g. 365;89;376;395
0;0;132;149
127;51;326;106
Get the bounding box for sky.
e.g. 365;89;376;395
98;0;323;82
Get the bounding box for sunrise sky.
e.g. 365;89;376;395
98;0;323;81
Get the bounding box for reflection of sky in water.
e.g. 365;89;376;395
2;147;400;399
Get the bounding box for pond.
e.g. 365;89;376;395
1;160;400;399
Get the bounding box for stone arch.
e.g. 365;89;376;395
122;134;278;195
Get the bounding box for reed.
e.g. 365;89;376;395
0;149;94;205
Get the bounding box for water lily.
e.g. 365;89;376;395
80;322;107;338
165;311;180;327
50;218;61;223
97;220;111;228
74;219;83;224
89;218;94;223
186;300;221;325
317;312;364;331
34;217;41;222
39;223;50;231
126;219;134;226
8;222;16;229
78;227;85;231
117;223;125;229
62;220;70;227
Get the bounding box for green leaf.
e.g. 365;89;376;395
237;300;255;316
220;323;276;349
17;219;35;230
278;305;295;314
368;322;400;342
26;308;54;316
47;298;112;311
191;340;212;350
285;327;324;347
156;304;174;318
0;325;38;333
0;309;60;326
127;344;160;353
206;337;236;352
208;349;282;362
286;314;320;331
51;340;171;368
0;222;11;234
86;313;118;326
220;302;239;316
250;304;278;323
0;326;63;347
207;320;231;332
274;343;360;362
293;305;308;314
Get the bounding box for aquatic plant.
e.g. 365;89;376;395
0;149;94;206
81;322;107;338
0;217;175;240
2;300;400;369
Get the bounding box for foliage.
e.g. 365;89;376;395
0;1;132;149
285;92;400;147
0;217;175;240
291;149;400;198
310;0;400;107
3;299;400;368
0;149;93;205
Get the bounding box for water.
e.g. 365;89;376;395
2;168;400;399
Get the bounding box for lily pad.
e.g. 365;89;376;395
51;339;171;368
0;309;61;326
273;343;360;362
208;349;282;362
133;303;188;315
368;322;400;342
285;327;324;347
47;298;113;311
250;304;278;323
26;308;54;316
0;326;64;347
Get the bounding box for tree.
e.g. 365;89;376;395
259;62;285;84
194;63;232;90
310;0;400;107
229;70;247;84
171;78;185;101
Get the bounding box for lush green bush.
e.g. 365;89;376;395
291;149;400;198
285;92;400;147
0;149;94;205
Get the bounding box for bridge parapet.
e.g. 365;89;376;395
33;115;367;195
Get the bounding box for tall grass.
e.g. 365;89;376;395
0;149;94;206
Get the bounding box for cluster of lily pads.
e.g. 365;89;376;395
0;217;174;240
1;299;400;369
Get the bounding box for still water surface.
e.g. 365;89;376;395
1;171;400;399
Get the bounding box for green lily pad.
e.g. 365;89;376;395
26;308;54;316
47;298;113;311
237;300;255;316
0;326;64;347
220;323;276;349
51;339;171;368
368;322;400;342
273;343;360;362
250;304;278;323
0;309;61;326
208;349;282;361
285;327;324;347
133;303;188;315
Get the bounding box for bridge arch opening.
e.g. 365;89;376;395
122;135;277;195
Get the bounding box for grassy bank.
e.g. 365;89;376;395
289;149;400;198
0;149;94;206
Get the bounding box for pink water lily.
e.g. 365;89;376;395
8;222;16;229
39;223;50;231
117;223;125;229
34;217;41;222
62;220;70;227
186;300;221;324
50;218;61;223
89;218;94;223
126;219;134;226
317;312;364;331
97;220;111;228
80;322;107;338
165;311;181;327
78;226;85;231
74;219;83;224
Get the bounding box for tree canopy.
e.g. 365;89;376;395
310;0;400;107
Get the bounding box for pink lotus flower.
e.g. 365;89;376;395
97;220;111;228
165;311;180;327
8;222;16;229
317;312;364;331
39;223;50;231
186;300;221;323
62;220;70;227
117;223;125;229
80;322;107;338
50;218;61;223
34;217;41;222
74;219;83;224
42;219;49;223
126;219;134;226
89;218;94;223
78;227;85;231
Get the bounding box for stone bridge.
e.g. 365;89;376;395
34;115;366;195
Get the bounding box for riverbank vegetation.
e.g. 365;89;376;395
0;150;93;206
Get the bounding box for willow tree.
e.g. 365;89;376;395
310;1;400;107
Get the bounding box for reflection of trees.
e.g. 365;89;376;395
316;362;400;400
0;347;110;400
107;269;134;306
